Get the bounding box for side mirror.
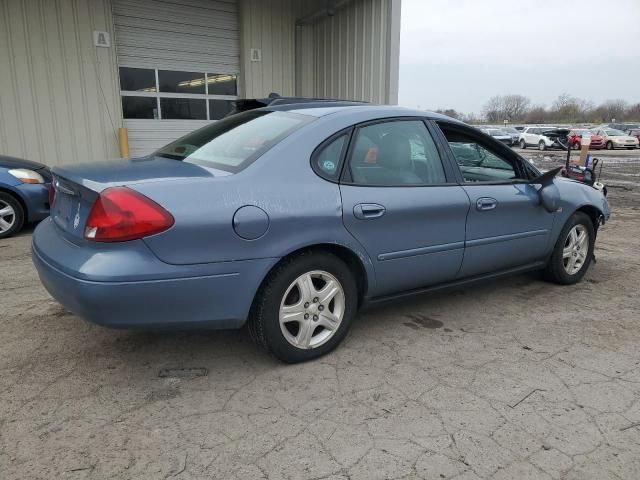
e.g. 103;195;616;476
530;167;562;213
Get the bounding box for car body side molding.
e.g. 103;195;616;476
377;241;465;261
465;229;549;247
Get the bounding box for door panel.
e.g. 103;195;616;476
435;121;557;278
459;183;555;277
341;185;470;296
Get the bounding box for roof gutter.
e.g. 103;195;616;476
296;0;354;26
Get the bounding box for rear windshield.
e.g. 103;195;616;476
155;110;313;172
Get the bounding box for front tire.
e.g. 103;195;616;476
248;251;358;363
0;192;25;239
520;139;526;149
606;141;614;150
572;142;580;150
544;212;595;285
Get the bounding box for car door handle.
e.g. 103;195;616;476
354;203;386;220
476;197;497;211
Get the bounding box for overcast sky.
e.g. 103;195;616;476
398;0;640;114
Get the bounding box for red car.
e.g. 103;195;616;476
567;129;604;150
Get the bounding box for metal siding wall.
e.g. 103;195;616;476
315;0;388;103
238;0;295;98
295;0;397;104
112;0;240;72
0;0;121;166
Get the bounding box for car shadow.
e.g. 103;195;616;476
74;271;546;370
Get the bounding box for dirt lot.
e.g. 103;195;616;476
1;149;639;479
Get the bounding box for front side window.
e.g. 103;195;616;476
440;126;520;183
347;120;446;186
155;111;313;172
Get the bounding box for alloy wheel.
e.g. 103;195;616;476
563;224;589;275
0;200;16;233
279;270;345;350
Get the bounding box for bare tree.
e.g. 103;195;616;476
482;94;530;122
626;103;640;121
594;99;628;122
502;95;531;121
524;105;547;124
550;93;586;122
434;108;462;120
482;95;504;123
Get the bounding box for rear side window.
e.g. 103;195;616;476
155;110;313;173
312;134;349;181
347;120;446;186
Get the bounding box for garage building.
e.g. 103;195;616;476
0;0;401;165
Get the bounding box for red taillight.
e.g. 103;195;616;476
48;184;56;208
84;187;174;242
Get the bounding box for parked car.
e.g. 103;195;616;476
518;126;565;150
32;105;610;363
501;126;521;145
606;123;640;132
625;128;640;142
0;155;51;239
228;94;367;116
480;128;513;145
592;128;639;150
567;129;604;150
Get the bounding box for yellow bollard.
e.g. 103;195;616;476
118;127;129;159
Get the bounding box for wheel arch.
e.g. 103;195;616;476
575;204;604;234
254;243;371;309
0;186;27;217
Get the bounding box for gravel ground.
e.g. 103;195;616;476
1;149;639;479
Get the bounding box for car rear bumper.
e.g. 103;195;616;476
32;218;278;330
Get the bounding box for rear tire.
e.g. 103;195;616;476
248;251;358;363
544;212;595;285
538;140;546;151
572;142;580;150
0;192;25;239
520;139;526;149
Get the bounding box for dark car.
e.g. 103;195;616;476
607;123;640;132
0;155;51;238
227;94;367;116
480;128;514;145
626;129;640;142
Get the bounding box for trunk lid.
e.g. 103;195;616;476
50;156;219;239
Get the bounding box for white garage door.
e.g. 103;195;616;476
113;0;239;157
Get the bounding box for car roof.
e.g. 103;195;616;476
264;103;465;123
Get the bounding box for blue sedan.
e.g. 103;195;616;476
0;155;51;238
32;105;610;362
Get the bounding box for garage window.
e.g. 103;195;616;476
119;67;237;120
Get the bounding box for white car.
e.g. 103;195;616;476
592;128;639;150
518;127;562;151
